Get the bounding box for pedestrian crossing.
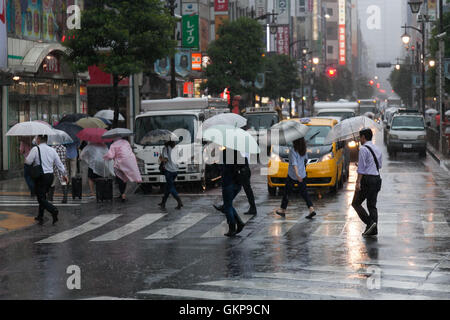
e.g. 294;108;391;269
34;210;450;244
0;195;92;207
136;261;450;300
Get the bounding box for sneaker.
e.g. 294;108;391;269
305;211;317;219
275;210;286;217
363;222;377;237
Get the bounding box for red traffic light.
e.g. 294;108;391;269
326;67;337;78
376;83;380;89
369;80;374;86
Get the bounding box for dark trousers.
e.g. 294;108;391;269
35;173;58;218
24;164;35;194
163;170;178;201
241;174;256;210
116;177;127;195
351;175;381;226
223;183;244;225
281;176;314;210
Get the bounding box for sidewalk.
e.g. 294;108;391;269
426;142;450;172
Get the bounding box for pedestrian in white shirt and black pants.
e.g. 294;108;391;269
25;135;68;225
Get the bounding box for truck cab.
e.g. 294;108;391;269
133;97;229;191
244;106;280;151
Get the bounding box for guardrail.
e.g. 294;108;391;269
426;126;450;157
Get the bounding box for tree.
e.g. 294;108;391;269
355;76;375;99
389;60;413;106
63;0;176;127
258;54;300;108
314;66;353;101
203;17;265;108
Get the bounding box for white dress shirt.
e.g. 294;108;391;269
25;143;67;175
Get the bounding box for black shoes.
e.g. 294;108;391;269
213;204;225;214
35;216;44;225
363;222;377;237
244;207;257;215
305;211;317;219
236;221;245;234
174;196;183;210
158;201;166;209
275;210;286;217
52;211;59;225
224;223;237;237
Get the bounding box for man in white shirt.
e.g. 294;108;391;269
25;135;68;225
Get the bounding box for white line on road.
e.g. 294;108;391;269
36;214;121;244
137;288;289;300
90;214;165;242
201;214;254;238
145;212;209;240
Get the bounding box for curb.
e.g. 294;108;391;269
426;146;441;164
426;145;450;172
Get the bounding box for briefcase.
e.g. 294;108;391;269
71;176;82;200
95;178;113;202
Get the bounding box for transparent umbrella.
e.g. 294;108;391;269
141;129;179;145
203;124;260;154
102;128;133;139
324;116;381;144
6;121;57;136
47;129;74;145
268;120;310;145
202;113;247;131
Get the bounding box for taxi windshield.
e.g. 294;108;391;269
305;125;332;146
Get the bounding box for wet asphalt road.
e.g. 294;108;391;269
0;131;449;300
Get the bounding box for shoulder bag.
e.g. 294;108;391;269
30;146;44;180
364;145;382;191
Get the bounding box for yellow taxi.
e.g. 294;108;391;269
267;117;348;195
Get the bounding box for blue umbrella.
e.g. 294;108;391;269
54;122;83;143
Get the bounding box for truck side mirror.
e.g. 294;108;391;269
199;114;205;122
386;125;390;129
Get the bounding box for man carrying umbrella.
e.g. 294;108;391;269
25;135;68;225
351;128;382;237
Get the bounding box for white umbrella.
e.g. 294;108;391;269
425;108;438;115
268;120;310;145
203;124;260;154
94;109;125;121
324;116;381;144
445;110;450;117
47;129;74;145
102;128;133;139
202;113;247;131
6;121;57;136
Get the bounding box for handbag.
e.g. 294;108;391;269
30;146;44;180
364;145;382;191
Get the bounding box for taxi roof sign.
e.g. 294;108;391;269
300;118;311;124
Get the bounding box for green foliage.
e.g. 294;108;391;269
204;17;265;96
314;66;354;100
389;62;413;106
258;54;300;100
355;76;375;99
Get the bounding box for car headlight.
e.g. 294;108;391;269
136;158;145;174
418;135;426;140
389;134;398;140
320;152;334;162
187;164;200;173
348;140;357;148
270;152;281;162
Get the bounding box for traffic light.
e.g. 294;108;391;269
376;83;380;89
326;67;337;78
369;79;374;86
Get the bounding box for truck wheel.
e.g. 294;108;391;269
268;185;277;196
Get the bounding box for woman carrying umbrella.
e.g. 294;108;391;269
103;130;142;202
275;137;317;219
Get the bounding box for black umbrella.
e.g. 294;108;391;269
59;113;89;123
54;122;83;143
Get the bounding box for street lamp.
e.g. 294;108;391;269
395;64;401;70
401;29;411;45
408;1;423;14
429;60;436;67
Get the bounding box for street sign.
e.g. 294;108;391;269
376;63;392;68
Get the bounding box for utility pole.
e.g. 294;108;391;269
437;0;446;154
167;0;177;98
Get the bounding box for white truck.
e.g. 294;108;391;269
313;100;360;117
133;97;229;191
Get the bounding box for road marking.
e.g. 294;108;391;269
36;214;121;244
145;212;209;240
201;214;254;238
90;214;165;242
0;211;35;231
253;272;450;294
137;288;289;300
201;279;437;300
82;296;137;300
422;222;450;237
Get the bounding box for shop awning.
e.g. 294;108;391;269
10;43;69;74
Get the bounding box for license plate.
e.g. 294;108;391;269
403;144;412;148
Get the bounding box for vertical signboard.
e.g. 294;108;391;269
277;0;289;25
427;0;437;21
276;25;290;56
255;0;266;19
0;0;6;70
182;3;199;49
175;49;191;77
191;52;202;71
214;0;228;12
338;0;346;65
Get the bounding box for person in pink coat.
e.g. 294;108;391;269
103;137;142;202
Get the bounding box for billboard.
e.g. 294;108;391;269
338;0;346;65
182;2;199;48
0;0;6;70
154;57;170;76
276;0;289;25
175;49;191;77
191;52;202;71
276;25;290;56
214;0;228;13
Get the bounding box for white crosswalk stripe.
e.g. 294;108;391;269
145;212;209;240
201;214;254;238
90;214;166;242
36;214;121;244
137;288;289;300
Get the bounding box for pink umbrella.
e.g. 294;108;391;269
76;128;114;144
